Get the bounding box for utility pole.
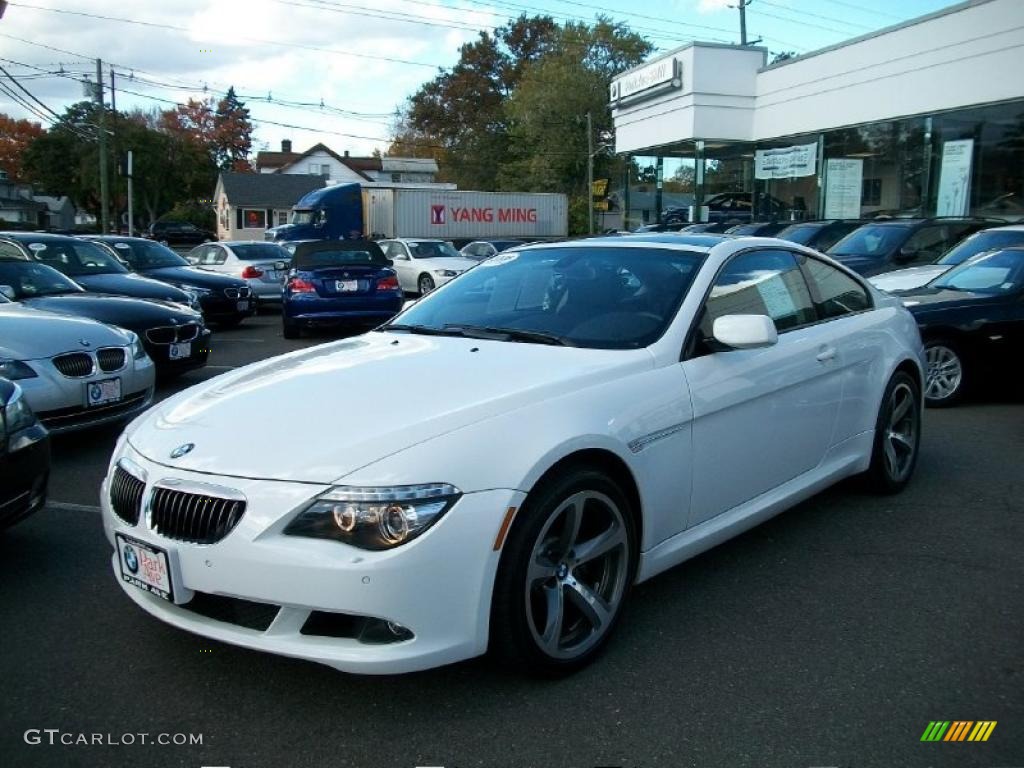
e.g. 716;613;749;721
95;58;109;234
586;111;594;235
126;150;134;237
111;67;118;233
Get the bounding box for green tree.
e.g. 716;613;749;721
213;87;253;171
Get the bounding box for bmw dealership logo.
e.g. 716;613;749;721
123;545;139;574
170;443;195;459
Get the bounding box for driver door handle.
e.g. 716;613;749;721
815;346;837;363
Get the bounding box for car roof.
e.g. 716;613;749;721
0;231;80;243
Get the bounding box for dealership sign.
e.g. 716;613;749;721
611;57;682;105
754;142;818;179
430;206;538;225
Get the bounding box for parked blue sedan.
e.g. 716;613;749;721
282;240;404;339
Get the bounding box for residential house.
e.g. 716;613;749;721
33;195;76;230
0;174;46;228
255;140;439;184
213;172;326;241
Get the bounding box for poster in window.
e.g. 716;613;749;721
936;139;974;216
823;158;863;219
243;209;266;229
754;142;817;179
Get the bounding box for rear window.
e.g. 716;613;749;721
295;248;389;269
231;243;290;261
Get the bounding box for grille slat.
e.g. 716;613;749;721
110;465;144;525
145;323;200;345
150;485;246;544
53;352;95;378
96;347;126;372
223;286;251;299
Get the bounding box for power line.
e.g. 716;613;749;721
5;2;446;69
817;0;904;22
758;0;874;32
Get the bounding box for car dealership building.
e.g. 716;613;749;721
609;0;1024;229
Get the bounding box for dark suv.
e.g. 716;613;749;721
827;217;1002;276
148;221;215;246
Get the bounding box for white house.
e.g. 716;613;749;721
213;172;325;241
255;141;440;184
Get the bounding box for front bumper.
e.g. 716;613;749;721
144;329;212;374
16;356;156;434
0;423;49;527
101;443;522;674
199;293;256;321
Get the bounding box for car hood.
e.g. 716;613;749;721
869;265;949;292
141;265;246;289
827;253;888;275
73;272;190;302
127;332;652;483
898;287;997;313
0;302;131;359
20;295;202;335
414;256;478;272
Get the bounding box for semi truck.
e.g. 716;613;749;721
264;183;568;243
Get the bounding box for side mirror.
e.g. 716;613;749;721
0;285;15;300
386;258;394;266
712;314;778;350
274;261;287;271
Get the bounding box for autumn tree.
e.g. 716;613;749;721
0;114;44;181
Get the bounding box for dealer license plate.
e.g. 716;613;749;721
168;342;192;360
336;280;359;293
86;378;121;407
116;533;175;602
236;300;250;311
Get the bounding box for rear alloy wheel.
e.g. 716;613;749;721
924;339;966;406
866;371;921;494
491;468;635;675
418;274;435;295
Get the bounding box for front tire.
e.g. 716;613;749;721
865;370;921;494
490;467;636;676
417;274;435;295
924;338;966;407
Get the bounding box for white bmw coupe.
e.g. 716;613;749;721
101;234;925;675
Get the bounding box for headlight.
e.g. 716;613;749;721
0;359;37;380
283;484;461;550
434;269;459;277
127;332;148;361
4;389;36;434
179;284;212;297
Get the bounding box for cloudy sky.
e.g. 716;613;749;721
0;0;955;157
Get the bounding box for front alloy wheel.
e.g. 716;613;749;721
491;469;635;675
866;371;921;493
418;274;435;295
924;340;965;406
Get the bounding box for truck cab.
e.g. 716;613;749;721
265;183;364;243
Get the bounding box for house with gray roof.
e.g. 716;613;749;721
213;172;326;241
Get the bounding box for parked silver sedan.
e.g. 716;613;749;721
185;241;290;305
0;298;155;433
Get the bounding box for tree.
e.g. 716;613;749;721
213;87;253;171
0;114;44;181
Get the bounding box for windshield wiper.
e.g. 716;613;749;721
445;325;573;346
383;323;467;337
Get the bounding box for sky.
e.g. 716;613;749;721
0;0;959;158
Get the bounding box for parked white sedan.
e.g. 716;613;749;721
378;238;478;294
101;235;924;675
186;241;291;305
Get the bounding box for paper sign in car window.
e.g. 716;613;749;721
114;243;131;249
28;243;47;252
755;274;797;319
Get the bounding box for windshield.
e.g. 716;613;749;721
103;239;188;269
0;261;84;298
231;243;290;261
937;230;1024;266
931;249;1024;294
776;224;819;244
21;239;129;276
829;225;911;257
290;210;314;225
389;246;703;349
409;241;462;259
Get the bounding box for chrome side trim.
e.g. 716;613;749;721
628;422;689;454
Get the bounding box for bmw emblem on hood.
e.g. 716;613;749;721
170;443;195;459
79;338;91;347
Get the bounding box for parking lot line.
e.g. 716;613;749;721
48;501;101;514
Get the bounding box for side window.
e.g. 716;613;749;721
804;257;872;319
0;241;25;260
903;225;949;264
699;249;817;344
388;242;409;260
209;246;228;265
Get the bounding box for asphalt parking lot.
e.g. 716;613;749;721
2;313;1022;768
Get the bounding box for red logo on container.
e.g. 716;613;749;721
430;205;446;225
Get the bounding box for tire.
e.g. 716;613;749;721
418;274;435;295
865;370;921;494
282;320;301;339
490;466;637;676
923;338;967;407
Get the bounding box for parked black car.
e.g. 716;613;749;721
0;261;210;377
147;220;216;246
724;221;793;237
826;217;1000;276
632;223;688;234
901;247;1024;406
0;232;195;307
460;239;532;260
775;219;869;251
84;236;256;327
679;221;738;234
0;377;49;530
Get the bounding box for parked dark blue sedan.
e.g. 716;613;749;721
282;240;404;339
